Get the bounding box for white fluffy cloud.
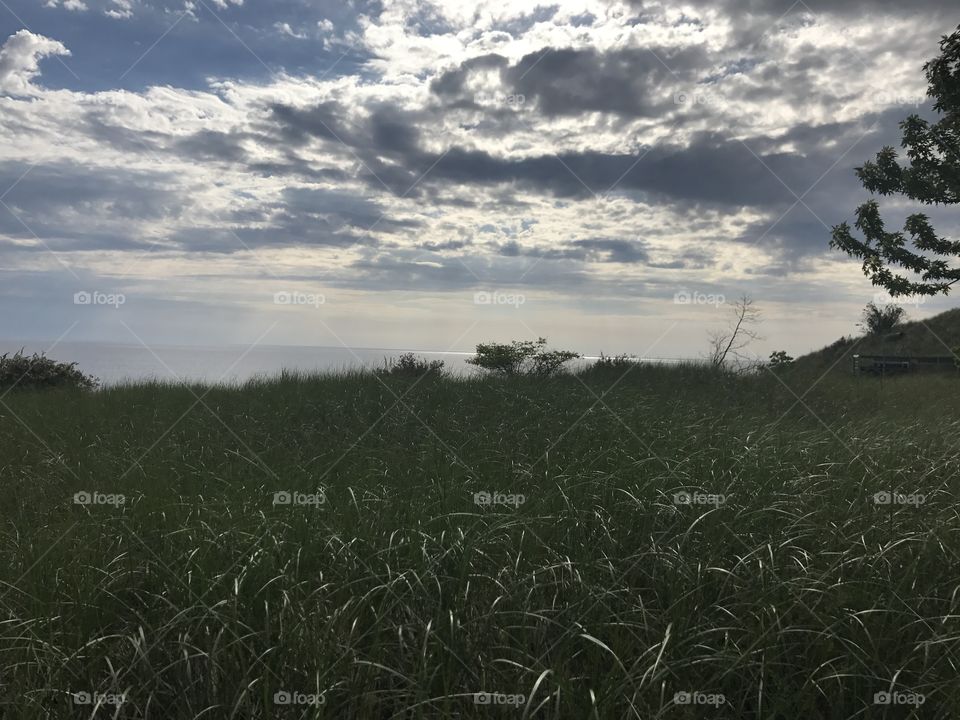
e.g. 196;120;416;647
0;30;70;95
105;0;133;19
45;0;89;11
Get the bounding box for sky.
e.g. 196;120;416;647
0;0;957;361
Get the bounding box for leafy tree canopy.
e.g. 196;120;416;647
467;338;580;377
831;25;960;296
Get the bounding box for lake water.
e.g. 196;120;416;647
1;341;686;386
0;340;479;386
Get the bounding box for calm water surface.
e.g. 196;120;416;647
0;341;477;386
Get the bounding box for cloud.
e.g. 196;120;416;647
275;22;308;40
646;0;957;15
0;30;70;95
46;0;89;11
105;0;133;19
261;95;857;209
0;161;192;252
0;8;954;350
571;238;650;264
499;237;651;264
432;45;712;119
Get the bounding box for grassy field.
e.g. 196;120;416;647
1;362;959;718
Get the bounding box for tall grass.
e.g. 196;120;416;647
0;364;958;718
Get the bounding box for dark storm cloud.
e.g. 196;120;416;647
418;238;472;251
368;107;422;155
648;248;717;270
256;102;430;190
731;105;939;257
0;160;402;255
431;45;711;118
83;109;262;168
168;221;370;254
84;104;352;184
345;249;595;294
261;93;898;220
0;228;150;253
347;254;481;290
82;114;170;155
0;162;189;251
572;238;650;263
173;130;250;163
257;103;432;194
0;162;186;219
278;186;420;235
501;45;710;117
498;239;585;260
729;52;843;110
121;82;932;266
430;53;509;98
167;186;411;253
497;237;649;264
390;130;835;206
264;101;361;148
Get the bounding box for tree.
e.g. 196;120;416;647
858;302;906;335
768;350;794;368
467;337;580;377
707;295;762;369
830;25;960;297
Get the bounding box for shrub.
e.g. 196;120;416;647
585;353;641;373
859;302;906;335
467;338;580;377
376;352;445;378
0;350;99;391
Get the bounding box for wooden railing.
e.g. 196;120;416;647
853;354;957;375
